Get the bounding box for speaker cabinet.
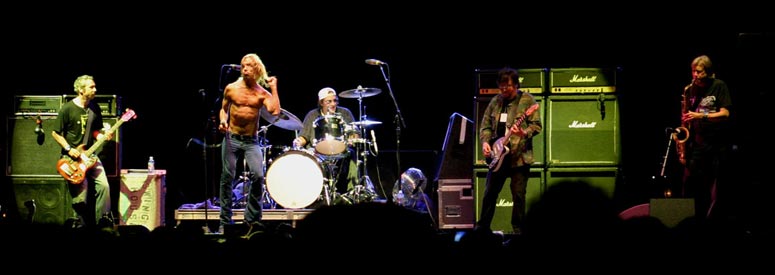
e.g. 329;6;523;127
545;167;619;199
474;167;544;233
649;198;695;228
10;176;73;225
6;116;62;176
434;113;474;181
618;199;695;228
474;96;545;168
546;95;620;167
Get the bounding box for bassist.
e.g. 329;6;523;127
54;75;114;228
476;67;542;235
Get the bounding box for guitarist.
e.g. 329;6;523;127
54;75;114;228
475;67;542;235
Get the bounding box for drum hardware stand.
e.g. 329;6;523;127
256;125;277;209
342;137;377;204
321;159;339;206
319;153;355;206
233;158;276;209
346;94;377;204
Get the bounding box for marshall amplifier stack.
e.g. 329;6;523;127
469;67;622;233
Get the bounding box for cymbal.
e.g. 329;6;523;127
260;108;303;131
350;120;382;126
339;87;382;98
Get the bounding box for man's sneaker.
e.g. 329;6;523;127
241;222;266;239
98;214;115;229
65;216;85;229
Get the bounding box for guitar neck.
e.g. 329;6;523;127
501;112;529;141
84;120;124;156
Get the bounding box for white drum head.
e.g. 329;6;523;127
265;151;324;209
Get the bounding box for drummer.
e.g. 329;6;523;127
293;87;359;197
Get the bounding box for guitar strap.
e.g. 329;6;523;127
496;102;507;139
82;108;95;147
496;90;523;139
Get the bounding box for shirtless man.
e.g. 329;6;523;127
217;53;281;235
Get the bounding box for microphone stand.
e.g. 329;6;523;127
204;93;222;233
377;64;406;185
656;128;677;198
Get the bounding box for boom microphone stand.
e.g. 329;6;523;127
367;59;406;185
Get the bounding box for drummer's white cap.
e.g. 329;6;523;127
318;87;336;101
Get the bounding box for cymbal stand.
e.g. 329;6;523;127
348;95;377;203
351;143;377;203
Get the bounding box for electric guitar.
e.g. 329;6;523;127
486;104;539;172
52;109;136;184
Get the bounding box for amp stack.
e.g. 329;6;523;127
470;67;622;233
4;94;121;225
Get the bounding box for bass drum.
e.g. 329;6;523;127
265;150;324;209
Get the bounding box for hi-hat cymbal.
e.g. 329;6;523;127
339;87;382;98
350;120;382;126
260;108;303;131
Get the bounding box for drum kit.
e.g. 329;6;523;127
234;86;383;210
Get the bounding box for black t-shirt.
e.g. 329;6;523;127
688;78;733;151
57;100;104;153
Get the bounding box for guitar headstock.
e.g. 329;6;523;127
121;108;137;122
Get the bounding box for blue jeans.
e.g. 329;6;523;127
219;133;264;226
68;157;111;224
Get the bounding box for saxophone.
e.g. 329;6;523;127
674;83;692;165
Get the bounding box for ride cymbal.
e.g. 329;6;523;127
339;87;382;98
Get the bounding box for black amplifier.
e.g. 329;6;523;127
13;95;63;116
476;68;547;96
63;94;121;116
549;67;618;94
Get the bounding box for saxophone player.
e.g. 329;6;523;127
680;55;733;221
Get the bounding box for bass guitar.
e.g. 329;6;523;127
486;104;539;172
52;109;136;184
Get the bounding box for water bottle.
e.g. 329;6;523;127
147;156;155;173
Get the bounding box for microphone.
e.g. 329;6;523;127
365;59;386;66
370;129;379;154
224;64;242;70
665;127;680;134
34;115;43;134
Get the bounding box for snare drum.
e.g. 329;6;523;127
265;150;324;209
313;115;347;155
